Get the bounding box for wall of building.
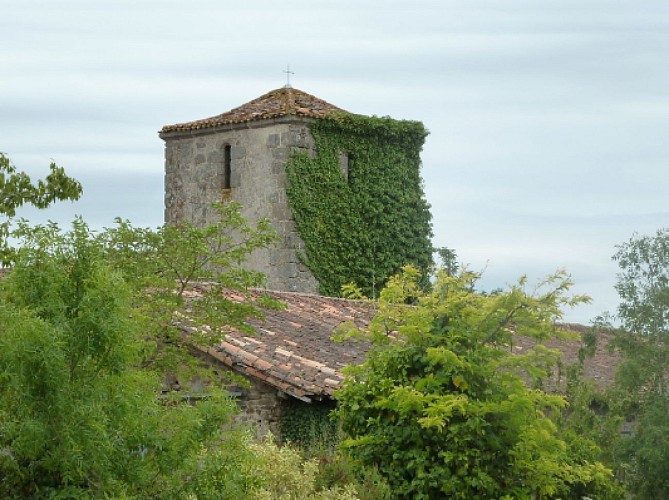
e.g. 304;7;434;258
232;375;283;439
163;118;318;293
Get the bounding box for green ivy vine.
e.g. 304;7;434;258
285;114;433;297
279;399;338;448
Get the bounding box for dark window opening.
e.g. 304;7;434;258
223;145;231;189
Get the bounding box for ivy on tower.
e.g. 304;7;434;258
285;113;433;297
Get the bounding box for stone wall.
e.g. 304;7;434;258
162;118;318;293
184;349;284;439
232;375;283;439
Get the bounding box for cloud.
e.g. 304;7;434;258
2;0;668;324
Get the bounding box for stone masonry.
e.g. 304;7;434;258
161;116;319;293
161;87;349;294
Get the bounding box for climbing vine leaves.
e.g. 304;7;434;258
285;114;433;297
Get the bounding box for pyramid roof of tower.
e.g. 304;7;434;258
161;87;348;134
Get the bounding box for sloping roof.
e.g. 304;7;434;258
161;87;348;134
180;287;619;402
181;286;374;402
512;325;619;391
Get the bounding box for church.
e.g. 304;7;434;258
158;88;616;439
158;85;435;437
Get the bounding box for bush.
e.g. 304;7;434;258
245;435;358;500
336;266;621;499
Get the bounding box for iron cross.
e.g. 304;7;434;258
283;64;294;88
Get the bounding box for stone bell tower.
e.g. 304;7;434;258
160;87;348;293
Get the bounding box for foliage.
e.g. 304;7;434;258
93;201;280;384
285;114;433;297
0;153;82;217
243;435;359;499
0;202;280;497
280;399;338;449
0;220;243;497
600;229;669;497
278;403;391;499
313;448;392;500
0;152;82;263
336;266;620;499
612;229;669;396
435;246;458;276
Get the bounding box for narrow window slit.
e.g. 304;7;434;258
223;145;231;189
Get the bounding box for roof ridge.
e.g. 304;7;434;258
160;87;348;134
283;86;295;115
248;287;374;305
188;281;373;305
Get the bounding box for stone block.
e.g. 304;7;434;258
195;153;206;165
267;134;280;147
207;150;224;163
231;146;246;160
281;262;298;279
271;147;288;160
281;131;297;146
271;161;284;175
298;262;310;273
177;143;194;164
284;231;302;249
231;170;241;188
169;174;183;191
271;204;291;220
275;172;288;188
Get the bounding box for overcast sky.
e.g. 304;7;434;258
2;1;668;324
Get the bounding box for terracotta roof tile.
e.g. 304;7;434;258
161;87;348;134
180;286;373;402
180;286;620;402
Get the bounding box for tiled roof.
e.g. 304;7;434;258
180;287;619;402
181;286;374;402
512;324;619;391
161;87;348;134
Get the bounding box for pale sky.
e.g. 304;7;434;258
2;1;668;324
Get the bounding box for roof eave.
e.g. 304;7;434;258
159;115;321;141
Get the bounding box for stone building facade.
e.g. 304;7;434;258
180;286;375;440
160;87;348;293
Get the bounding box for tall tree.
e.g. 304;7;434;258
607;229;669;497
0;203;279;497
336;266;619;499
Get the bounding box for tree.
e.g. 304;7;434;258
604;229;669;497
612;229;669;395
0;152;82;262
435;246;458;276
93;201;280;382
336;266;619;499
0;203;279;497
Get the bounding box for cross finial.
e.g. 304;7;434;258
283;64;294;88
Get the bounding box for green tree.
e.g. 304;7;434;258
0;152;82;262
94;201;280;383
0;203;279;497
605;229;669;497
336;266;619;499
435;246;458;276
